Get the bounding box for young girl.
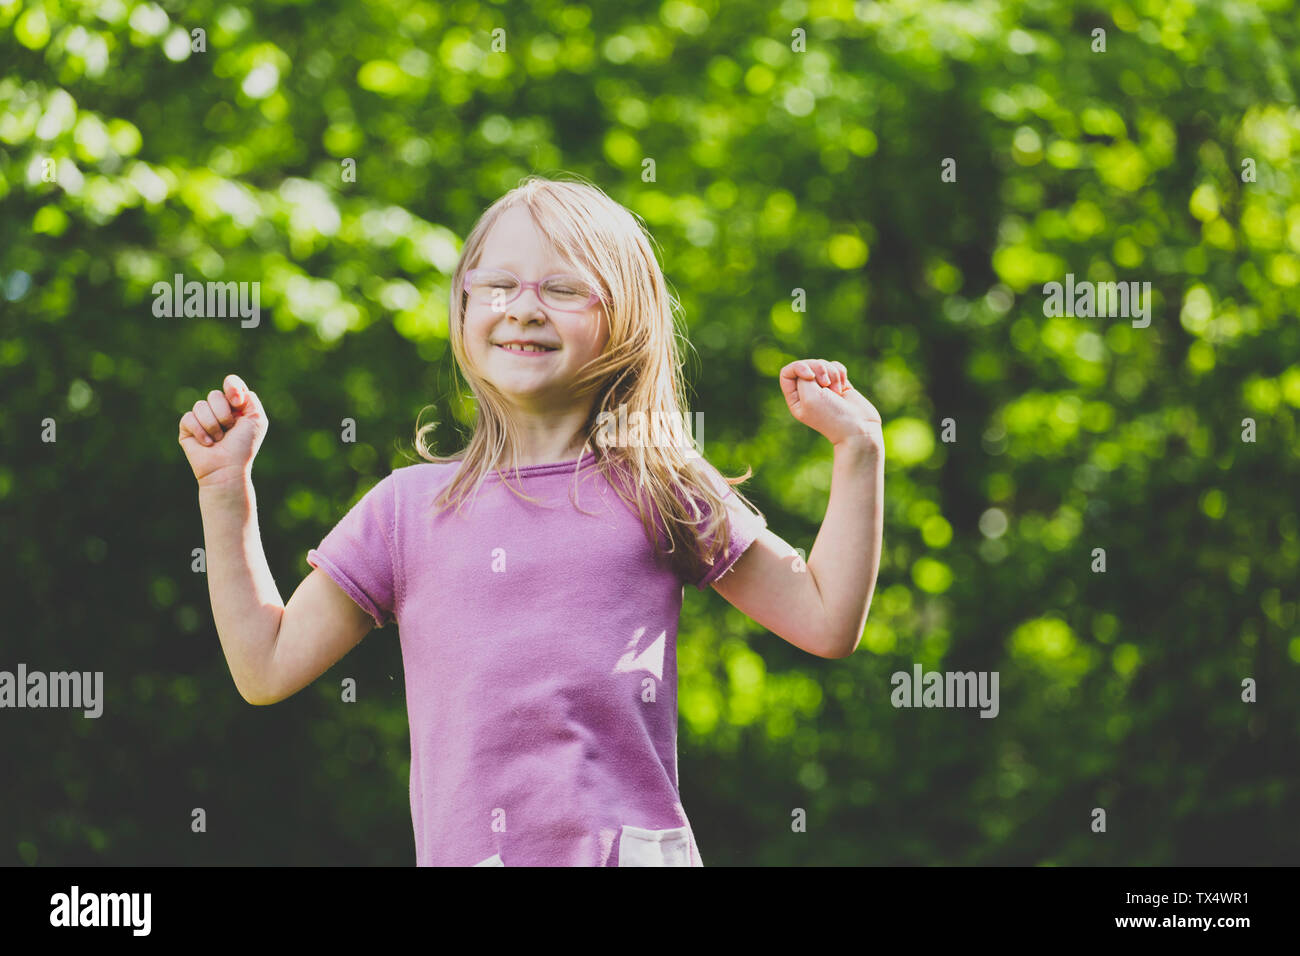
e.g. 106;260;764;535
177;175;885;866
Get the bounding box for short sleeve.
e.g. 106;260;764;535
687;462;767;592
306;473;398;628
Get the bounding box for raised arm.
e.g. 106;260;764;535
180;375;376;706
198;478;375;705
710;361;884;659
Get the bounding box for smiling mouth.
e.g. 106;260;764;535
495;343;558;354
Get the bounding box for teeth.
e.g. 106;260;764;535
500;344;552;352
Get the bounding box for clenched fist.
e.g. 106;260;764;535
177;374;269;487
779;358;883;451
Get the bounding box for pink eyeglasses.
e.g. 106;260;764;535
464;268;602;312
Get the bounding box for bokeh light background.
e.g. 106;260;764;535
2;0;1299;864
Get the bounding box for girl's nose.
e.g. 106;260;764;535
507;294;546;321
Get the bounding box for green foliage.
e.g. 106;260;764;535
3;0;1298;864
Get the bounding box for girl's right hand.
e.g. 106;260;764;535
178;374;269;487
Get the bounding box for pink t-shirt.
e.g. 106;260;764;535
305;449;766;866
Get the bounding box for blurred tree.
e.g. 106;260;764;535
1;0;1297;865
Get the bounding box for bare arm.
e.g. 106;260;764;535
711;437;884;658
180;375;374;706
711;358;885;659
199;477;374;705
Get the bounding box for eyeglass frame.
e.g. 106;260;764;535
462;268;604;313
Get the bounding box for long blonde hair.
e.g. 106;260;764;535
414;173;762;585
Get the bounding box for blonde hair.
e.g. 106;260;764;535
412;173;762;584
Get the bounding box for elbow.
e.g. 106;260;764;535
236;643;283;706
830;608;872;659
825;641;855;660
801;631;856;660
829;627;863;660
237;678;279;707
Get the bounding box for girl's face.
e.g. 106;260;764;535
464;205;609;407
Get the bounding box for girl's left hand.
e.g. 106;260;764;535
780;358;884;450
